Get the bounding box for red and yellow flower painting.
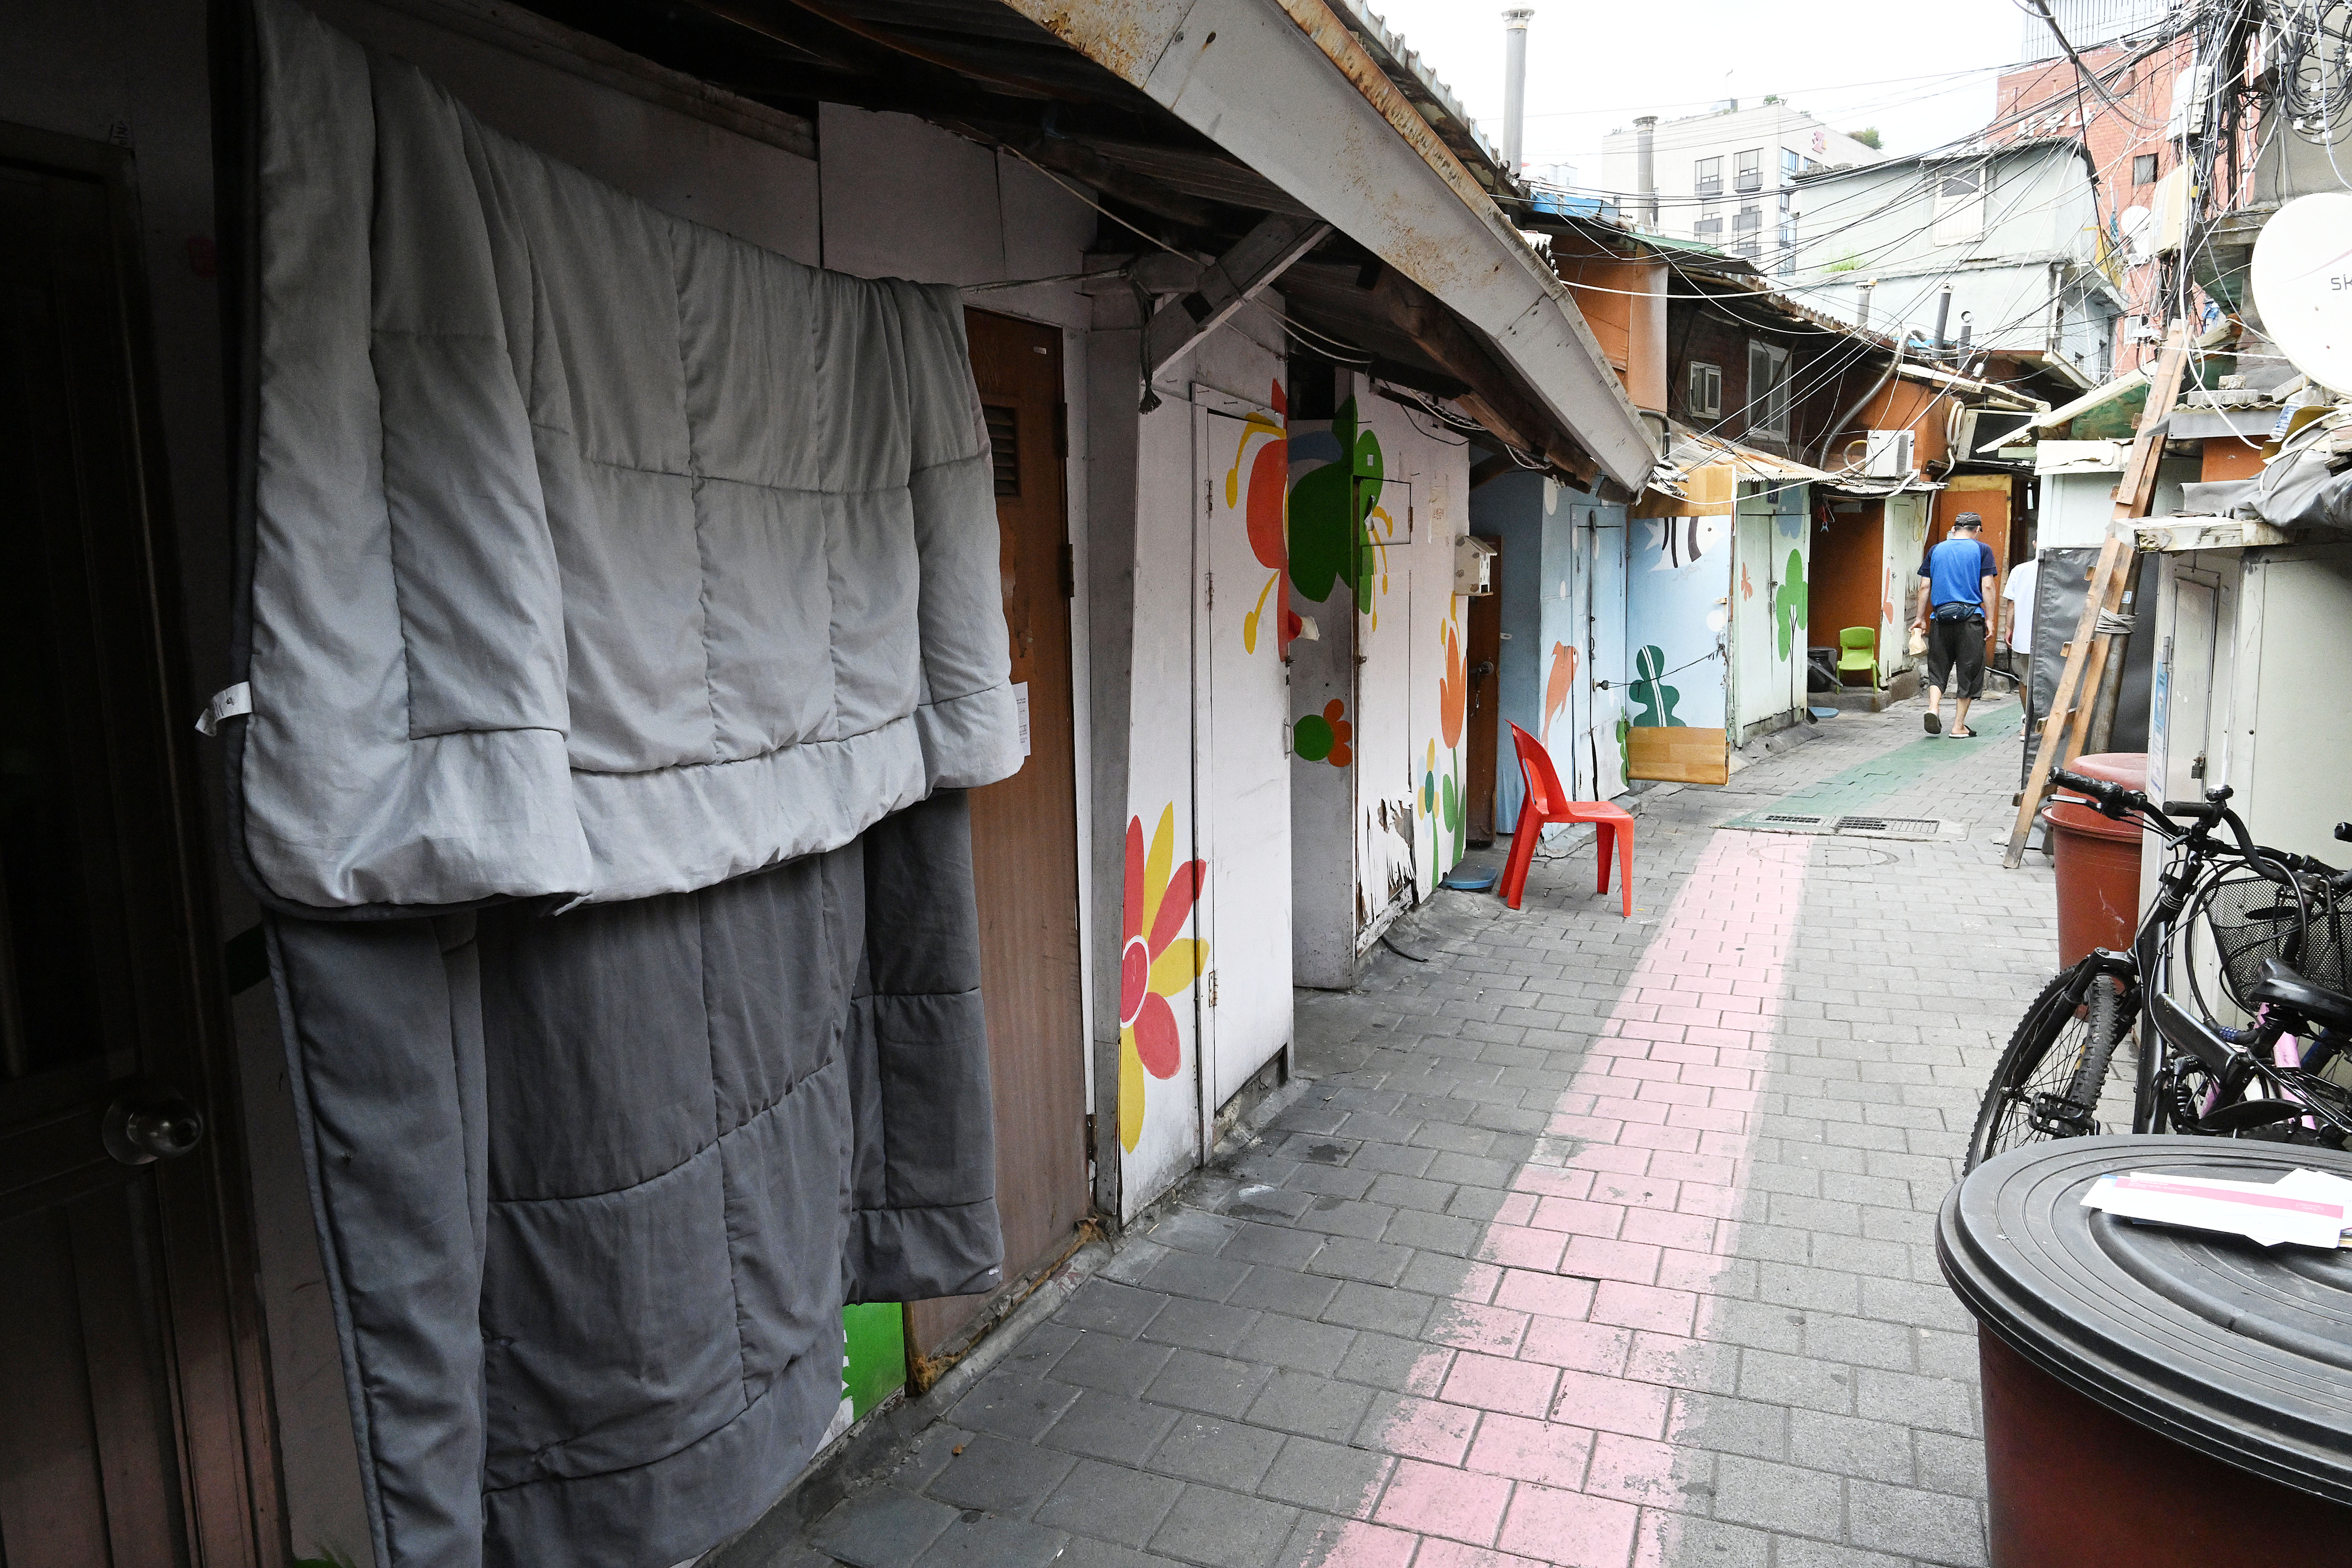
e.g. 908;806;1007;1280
1228;380;1294;657
1120;805;1208;1151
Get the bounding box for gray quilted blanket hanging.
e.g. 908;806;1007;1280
232;3;1020;1564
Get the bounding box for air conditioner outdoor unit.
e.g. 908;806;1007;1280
1863;429;1914;477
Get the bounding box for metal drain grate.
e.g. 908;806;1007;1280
1830;815;1948;840
1733;811;1955;841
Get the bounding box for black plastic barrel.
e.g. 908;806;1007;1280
1938;1136;2352;1567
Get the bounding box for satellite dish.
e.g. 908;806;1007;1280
2118;205;2152;265
2251;193;2352;394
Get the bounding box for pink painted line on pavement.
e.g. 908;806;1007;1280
1311;831;1810;1568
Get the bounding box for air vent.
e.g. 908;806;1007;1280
985;404;1019;497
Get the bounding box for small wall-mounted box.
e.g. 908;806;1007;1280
1454;534;1497;597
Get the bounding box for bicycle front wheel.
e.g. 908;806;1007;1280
1965;964;2129;1172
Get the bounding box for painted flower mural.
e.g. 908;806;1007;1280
1438;621;1467;750
1293;698;1352;766
1119;805;1207;1152
1421;614;1469;877
1228;380;1293;656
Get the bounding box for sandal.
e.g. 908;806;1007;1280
1952;726;1976;739
1923;712;1942;735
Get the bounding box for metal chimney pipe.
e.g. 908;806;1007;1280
1633;113;1658;230
1502;9;1534;174
1932;283;1953;356
1856;278;1875;331
1956;310;1973;357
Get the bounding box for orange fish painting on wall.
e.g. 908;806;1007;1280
1542;641;1578;745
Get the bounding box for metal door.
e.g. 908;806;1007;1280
1733;497;1783;733
1581;511;1629;798
1464;536;1502;843
907;311;1089;1360
2156;574;2218;804
0;127;277;1567
1197;400;1294;1121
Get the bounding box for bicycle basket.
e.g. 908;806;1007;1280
2200;870;2352;1010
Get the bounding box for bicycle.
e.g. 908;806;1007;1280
1964;773;2352;1171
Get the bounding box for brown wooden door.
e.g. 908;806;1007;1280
904;311;1089;1364
1464;537;1502;846
0;125;279;1567
1932;478;2013;670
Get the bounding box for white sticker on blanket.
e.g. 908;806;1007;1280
195;682;252;737
1014;682;1031;759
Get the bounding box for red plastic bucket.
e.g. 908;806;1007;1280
2047;752;2145;967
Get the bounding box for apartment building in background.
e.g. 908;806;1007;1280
1997;0;2193;371
1598;99;1880;271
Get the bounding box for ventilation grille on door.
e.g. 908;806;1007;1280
985;405;1020;496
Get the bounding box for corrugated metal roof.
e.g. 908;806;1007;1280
1665;425;1836;485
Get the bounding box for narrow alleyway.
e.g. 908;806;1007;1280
756;693;2056;1568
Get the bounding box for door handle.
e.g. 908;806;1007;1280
103;1082;205;1166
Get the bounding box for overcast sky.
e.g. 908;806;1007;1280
1361;0;2040;185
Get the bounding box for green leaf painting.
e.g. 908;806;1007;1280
1774;547;1809;663
1287;397;1382;611
1628;645;1683;727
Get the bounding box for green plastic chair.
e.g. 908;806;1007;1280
1836;626;1880;691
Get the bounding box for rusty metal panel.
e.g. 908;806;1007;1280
989;0;1192;85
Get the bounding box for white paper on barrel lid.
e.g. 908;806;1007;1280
2082;1168;2352;1249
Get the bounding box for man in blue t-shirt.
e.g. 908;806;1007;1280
1910;512;1999;738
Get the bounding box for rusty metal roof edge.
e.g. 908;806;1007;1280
989;0;1656;487
1318;0;1511;178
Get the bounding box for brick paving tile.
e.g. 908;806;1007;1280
779;696;2049;1568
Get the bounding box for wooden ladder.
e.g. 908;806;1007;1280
2000;320;2191;869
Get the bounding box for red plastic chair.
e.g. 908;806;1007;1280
1501;723;1634;916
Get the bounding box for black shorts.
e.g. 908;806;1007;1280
1926;613;1986;698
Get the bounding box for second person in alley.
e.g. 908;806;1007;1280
1913;511;1999;738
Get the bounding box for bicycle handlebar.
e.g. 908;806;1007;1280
2052;771;2268;862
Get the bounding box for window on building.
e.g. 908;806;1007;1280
1748;342;1792;437
1694;204;1725;239
1736;148;1762;193
1735;238;1761;258
1695;156;1722;196
1930;163;1986;246
1782;148;1802;180
1733;204;1762;232
2133;152;2159;185
1687;360;1722;419
1777;222;1798;276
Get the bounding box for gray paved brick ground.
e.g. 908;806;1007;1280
764;692;2057;1568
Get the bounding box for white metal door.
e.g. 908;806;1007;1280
1733;500;1781;732
1581;511;1628;798
1198;401;1295;1120
2158;574;2216;805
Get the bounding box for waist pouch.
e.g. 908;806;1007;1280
1931;603;1986;624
